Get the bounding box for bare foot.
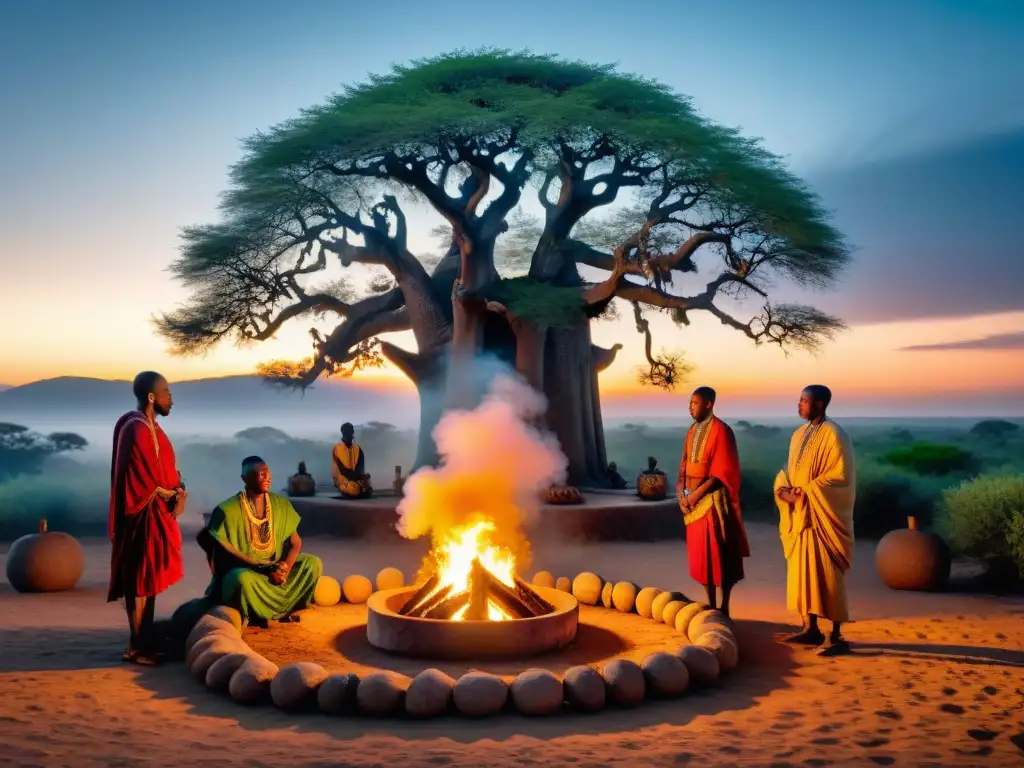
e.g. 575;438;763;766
248;618;270;630
122;649;159;666
278;613;301;624
785;629;826;646
819;638;852;657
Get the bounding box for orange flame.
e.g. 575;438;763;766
431;519;515;621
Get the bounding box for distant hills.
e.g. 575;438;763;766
0;375;416;420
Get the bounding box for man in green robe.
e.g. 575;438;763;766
201;455;322;628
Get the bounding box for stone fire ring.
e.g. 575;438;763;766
179;575;742;719
366;585;579;659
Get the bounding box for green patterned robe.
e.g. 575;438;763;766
205;492;322;621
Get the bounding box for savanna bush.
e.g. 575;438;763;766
882;442;975;476
0;470;108;541
938;474;1024;577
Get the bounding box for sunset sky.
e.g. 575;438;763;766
1;0;1022;416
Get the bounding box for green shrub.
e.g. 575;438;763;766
0;469;109;541
852;458;948;538
938;474;1024;576
881;442;975;475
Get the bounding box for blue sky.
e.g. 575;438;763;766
0;0;1022;408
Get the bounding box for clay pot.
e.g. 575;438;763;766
5;519;84;593
287;474;316;497
636;472;667;501
875;516;951;591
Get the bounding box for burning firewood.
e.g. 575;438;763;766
513;575;555;616
465;560;490;621
405;583;452;618
476;567;536;619
423;589;470;620
398;573;440;616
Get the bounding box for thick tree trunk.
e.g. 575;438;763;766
542;319;609;487
380;342;447;472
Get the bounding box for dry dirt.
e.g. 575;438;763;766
2;523;1023;767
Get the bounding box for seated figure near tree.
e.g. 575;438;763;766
287;461;316;497
677;386;749;617
200;456;322;628
774;385;856;656
331;422;372;498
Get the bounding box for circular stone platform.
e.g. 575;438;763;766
366;585;579;659
208;489;683;541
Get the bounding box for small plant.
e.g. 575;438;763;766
938;474;1024;578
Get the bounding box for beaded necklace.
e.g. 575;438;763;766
795;417;826;468
239;491;275;560
689;414;713;464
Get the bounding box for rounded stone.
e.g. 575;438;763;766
170;597;214;645
453;671;508;717
342;574;373;604
687;608;732;642
405;668;456;718
674;645;720;686
532;571;556;589
184;614;235;656
600;581;614;609
375;567;405;592
186;631;239;671
357;671;410;716
563;665;606;711
205;605;243;632
205;651;251;692
652;591;685;623
555;576;572;593
317;673;360;715
662;600;687;627
635;587;663;619
697;629;739;672
4;526;84;593
510;668;564;716
601;659;645;707
270;662;330;710
191;639;240;682
611;581;639;613
313;575;342;607
674;602;708;636
571;572;603;605
229;656;279;703
641;651;690;697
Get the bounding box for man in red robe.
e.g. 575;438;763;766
677;386;749;616
108;371;187;665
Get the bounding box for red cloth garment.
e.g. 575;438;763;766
679;417;750;587
107;411;184;601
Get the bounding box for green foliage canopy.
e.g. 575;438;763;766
157;49;850;389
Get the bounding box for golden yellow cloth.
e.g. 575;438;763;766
331;442;369;497
773;420;856;623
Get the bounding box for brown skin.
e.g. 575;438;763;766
124;376;184;664
679;391;729;614
777;388;847;653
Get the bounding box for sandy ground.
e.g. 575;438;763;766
1;522;1023;768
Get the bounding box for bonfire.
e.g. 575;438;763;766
398;520;554;621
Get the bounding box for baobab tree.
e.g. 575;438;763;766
158;50;850;486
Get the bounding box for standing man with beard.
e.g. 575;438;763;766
108;371;187;665
677;386;749;617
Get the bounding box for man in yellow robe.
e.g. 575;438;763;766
331;422;372;498
774;385;856;656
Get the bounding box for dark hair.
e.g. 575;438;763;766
241;455;266;473
803;384;832;408
132;371;164;402
340;422;354;433
692;386;717;404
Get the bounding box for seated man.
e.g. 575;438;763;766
331;422;372;498
287;461;316;497
200;455;322;628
